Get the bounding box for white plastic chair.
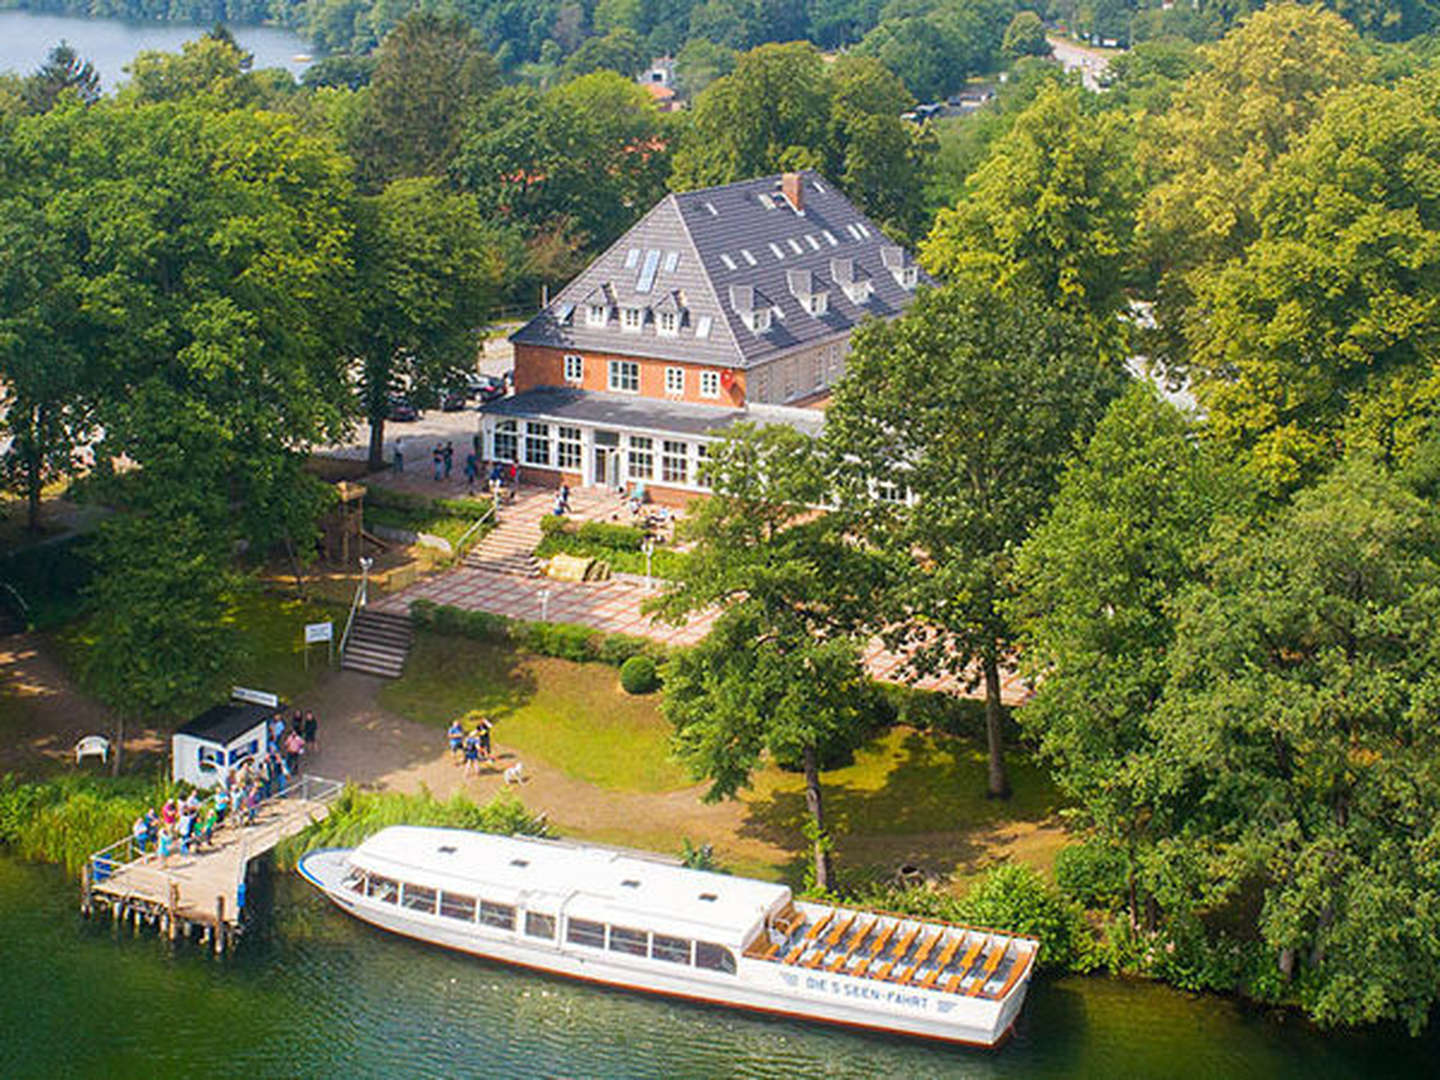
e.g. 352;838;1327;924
75;735;111;765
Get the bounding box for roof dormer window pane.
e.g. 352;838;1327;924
621;307;644;332
658;310;678;336
587;304;607;327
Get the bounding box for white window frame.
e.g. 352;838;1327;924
524;422;551;467
902;267;918;289
556;426;582;471
658;310;678;336
563;354;584;383
699;371;720;399
621;307;644;333
808;294;828;315
664;367;685;396
608;360;639;394
493;420;518;463
627;435;654;480
662;440;689;485
587;304;608;327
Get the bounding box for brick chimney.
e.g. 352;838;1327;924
781;172;804;214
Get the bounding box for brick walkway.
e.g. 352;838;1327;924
374;484;1025;703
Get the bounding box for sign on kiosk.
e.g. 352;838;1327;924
305;621;333;644
231;686;279;708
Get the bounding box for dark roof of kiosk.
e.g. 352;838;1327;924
176;701;277;745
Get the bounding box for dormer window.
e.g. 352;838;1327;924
843;282;872;304
587;304;608;327
751;308;771;332
807;294;828;316
658;310;678;336
902;267;918;289
621;307;644;332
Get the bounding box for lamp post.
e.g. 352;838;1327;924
359;556;373;607
539;588;551;622
643;537;655;592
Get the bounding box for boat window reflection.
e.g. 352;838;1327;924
695;942;736;975
525;912;556;939
440;892;477;921
367;875;399;904
480;901;516;930
651;934;691;965
608;926;648;956
566;918;606;949
402;885;437;913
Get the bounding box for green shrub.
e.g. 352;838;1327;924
956;862;1091;971
597;633;651;665
576;520;645;552
620;654;660;694
539;514;570;536
519;621;597;662
1054;840;1131;911
435;496;495;518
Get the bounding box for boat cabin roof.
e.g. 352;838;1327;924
351;827;790;949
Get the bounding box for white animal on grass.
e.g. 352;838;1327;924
504;761;525;786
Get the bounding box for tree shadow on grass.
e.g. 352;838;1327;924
380;634;538;726
737;728;1065;884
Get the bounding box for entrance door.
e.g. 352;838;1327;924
593;447;610;489
594;430;622;489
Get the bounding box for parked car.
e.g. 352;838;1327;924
439;387;468;411
472;374;507;404
387;396;420;422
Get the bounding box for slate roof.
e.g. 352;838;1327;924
177;701;276;745
511;170;928;370
482;387;824;438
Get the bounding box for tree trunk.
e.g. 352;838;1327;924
111;714;124;778
803;744;832;892
367;412;388;472
982;652;1011;799
283;533;306;599
25;410;43;533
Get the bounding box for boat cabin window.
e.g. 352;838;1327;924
525;913;556;939
651;934;691;965
402;884;437;914
480;901;516;931
566;918;606;949
440;892;477;921
367;875;399;904
695;942;737;975
343;869;366;894
608;926;648;957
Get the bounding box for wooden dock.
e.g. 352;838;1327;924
83;775;342;951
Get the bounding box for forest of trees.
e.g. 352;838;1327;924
6;0;1440;1034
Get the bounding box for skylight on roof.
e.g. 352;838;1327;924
438;845;457;854
813;180;826;193
822;230;838;246
621;879;641;888
768;242;784;260
624;248;640;269
704;201;718;216
805;234;820;250
663;250;679;273
510;858;529;868
787;238;803;254
757;192;775;209
696;315;712;339
856;223;872;238
846;224;861;240
636;249;661;293
699;892;718;902
741;249;757;266
720;253;736;270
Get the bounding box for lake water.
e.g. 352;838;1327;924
0;10;314;90
1;856;1435;1079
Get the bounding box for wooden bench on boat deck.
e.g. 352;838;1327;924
783;909;834;965
802;912;857;969
945;935;991;993
750;902;803;960
874;924;921;981
896;930;944;985
849;920;897;978
917;934;965;989
828;918;876;972
966;938;1011;996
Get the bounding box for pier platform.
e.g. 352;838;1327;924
84;775;342;950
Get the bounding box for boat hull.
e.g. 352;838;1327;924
299;848;1028;1048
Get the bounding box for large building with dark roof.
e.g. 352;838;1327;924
485;170;926;501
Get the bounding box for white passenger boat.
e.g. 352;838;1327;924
298;826;1040;1048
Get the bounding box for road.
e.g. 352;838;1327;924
1047;34;1118;92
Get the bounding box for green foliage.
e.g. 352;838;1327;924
619;654;660;694
1054;841;1131;911
0;773;177;876
1002;11;1049;58
826;281;1126;797
275;785;547;869
575;519;646;552
0;534;94;630
955;863;1090;971
408;598;666;668
679;837;718;872
924;85;1138;321
21;42;100;113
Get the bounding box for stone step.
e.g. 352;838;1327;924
342;642;407;675
353;609;413;630
349;622;412;647
342;652;405;678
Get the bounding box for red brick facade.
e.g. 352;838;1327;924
513;344;746;408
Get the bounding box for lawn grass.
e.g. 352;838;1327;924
380;633;693;793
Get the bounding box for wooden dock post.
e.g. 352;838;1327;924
80;863;92;918
168;884;179;942
215;896;225;955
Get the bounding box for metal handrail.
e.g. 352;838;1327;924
0;581;29;624
338;567;369;660
454;496;498;557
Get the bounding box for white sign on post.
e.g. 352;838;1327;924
305;621;334;644
232;686;280;708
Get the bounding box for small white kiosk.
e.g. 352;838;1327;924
171;687;282;790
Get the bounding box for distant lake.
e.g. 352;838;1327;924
0;9;315;90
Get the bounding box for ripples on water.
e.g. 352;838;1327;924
0;857;1433;1080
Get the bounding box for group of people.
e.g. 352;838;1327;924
128;710;320;866
448;716;495;777
552;483;571;516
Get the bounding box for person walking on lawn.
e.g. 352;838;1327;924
443;441;454;480
433;443;444;482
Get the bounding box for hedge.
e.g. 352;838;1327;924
619;654;660;694
410;599;665;667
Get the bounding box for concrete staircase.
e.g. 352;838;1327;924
463;511;544;578
341;608;413;678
